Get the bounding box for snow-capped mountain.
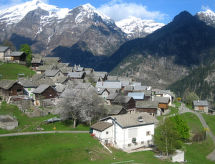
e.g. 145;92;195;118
197;9;215;28
116;16;164;39
0;0;126;57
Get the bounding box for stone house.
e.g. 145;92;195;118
193;100;209;113
112;95;136;110
0;80;24;99
0;46;11;61
44;69;65;82
33;84;57;106
136;101;161;116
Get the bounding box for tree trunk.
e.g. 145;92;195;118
73;119;76;128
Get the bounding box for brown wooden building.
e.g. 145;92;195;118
136;101;159;116
33;84;57;100
154;97;170;112
112;95;135;110
0;80;24;99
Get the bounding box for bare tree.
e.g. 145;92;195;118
58;88;106;128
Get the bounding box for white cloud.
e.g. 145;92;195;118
97;0;166;21
0;0;49;10
201;5;211;11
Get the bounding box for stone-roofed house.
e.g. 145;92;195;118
153;89;175;105
33;84;57;106
36;65;54;74
112;95;135;110
0;80;24;99
154;97;170;112
19;79;37;99
105;105;127;116
136;101;160;116
31;57;42;69
0;46;11;61
59;67;73;76
106;92;119;105
193;100;209;113
96;81;122;90
68;72;86;80
91;113;158;150
6;51;26;61
93;72;108;82
44;69;65;83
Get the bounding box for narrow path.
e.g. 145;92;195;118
179;103;215;161
0;131;89;137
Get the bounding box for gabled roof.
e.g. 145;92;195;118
105;105;124;115
93;72;108;79
91;122;113;132
97;88;109;95
106;93;119;100
55;76;68;84
37;65;54;71
124;85;134;91
0;46;9;52
7;51;24;57
31;58;42;64
59;67;73;74
42;57;60;64
113;95;132;104
102;113;158;128
55;84;66;93
33;84;51;94
96;81;122;89
35;77;55;86
128;92;144;100
136;101;159;109
0;80;17;90
154;97;170;104
45;70;60;77
68;72;85;78
19;79;37;88
193;100;209;106
75;83;93;90
133;85;147;91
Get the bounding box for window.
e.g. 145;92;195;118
146;131;151;136
106;131;109;135
132;138;136;143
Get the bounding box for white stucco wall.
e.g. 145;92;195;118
104;119;155;149
24;87;35;99
93;126;114;144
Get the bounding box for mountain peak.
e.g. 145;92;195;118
116;16;164;39
173;11;193;23
197;9;215;27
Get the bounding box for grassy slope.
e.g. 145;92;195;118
0;134;170;164
181;112;204;133
0;63;35;79
202;114;215;135
0;103;89;134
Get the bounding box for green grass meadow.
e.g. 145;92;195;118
0;63;35;79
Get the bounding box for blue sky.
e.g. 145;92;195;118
1;0;215;23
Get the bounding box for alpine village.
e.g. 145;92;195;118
0;0;215;164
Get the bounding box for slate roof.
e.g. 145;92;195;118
133;85;147;91
33;84;50;94
0;80;17;89
36;77;55;86
154;97;170;104
124;85;134;91
97;88;109;95
75;83;93;90
128;92;145;100
68;72;85;78
105;105;124;115
193;100;209;106
136;101;159;109
113;95;132;104
102;113;158;128
59;67;73;74
96;81;122;89
19;79;37;88
45;70;60;77
106;93;119;100
31;58;42;64
91;121;113;132
55;76;68;84
142;90;152;97
8;51;24;57
37;65;54;71
108;76;118;81
55;84;66;93
0;46;9;52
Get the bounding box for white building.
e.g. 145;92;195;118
91;113;158;151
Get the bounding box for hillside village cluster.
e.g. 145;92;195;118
0;46;211;153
